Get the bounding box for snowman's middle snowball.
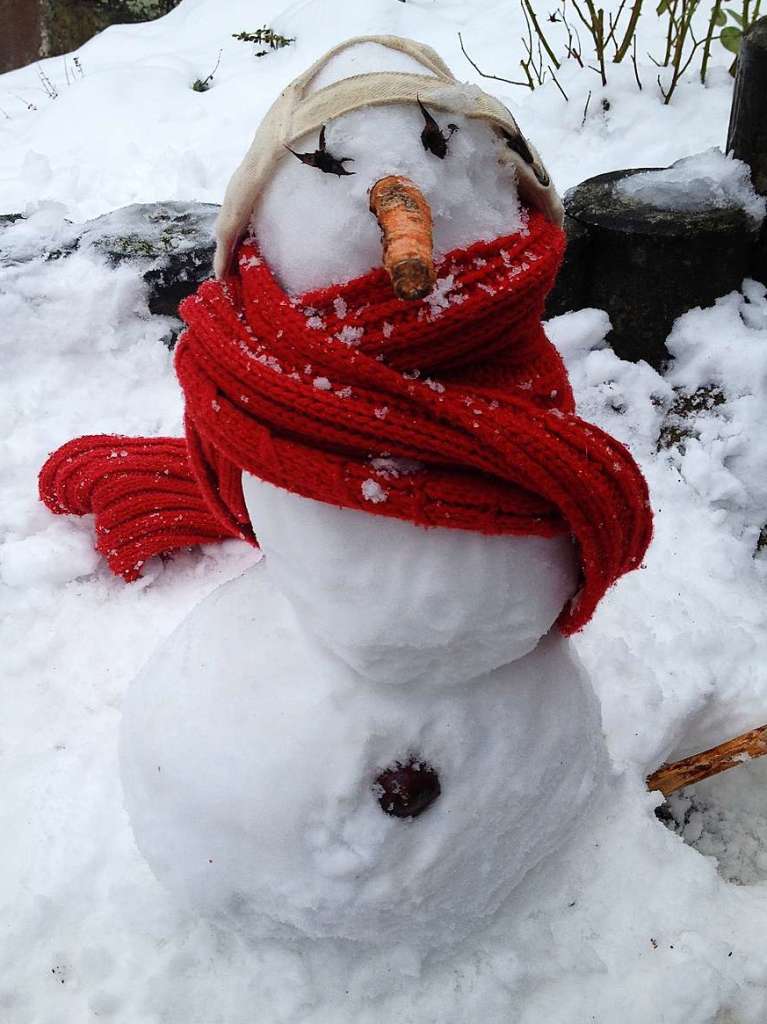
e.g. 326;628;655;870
242;475;579;688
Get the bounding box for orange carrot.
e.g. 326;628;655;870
369;175;436;301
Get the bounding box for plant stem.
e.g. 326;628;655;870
521;0;562;68
614;0;644;62
700;0;723;83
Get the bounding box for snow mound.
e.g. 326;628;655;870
662;757;767;886
617;148;766;224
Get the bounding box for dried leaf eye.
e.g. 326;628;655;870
286;125;354;176
498;127;550;187
417;98;458;160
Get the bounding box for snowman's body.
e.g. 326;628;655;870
119;40;608;950
122;479;604;947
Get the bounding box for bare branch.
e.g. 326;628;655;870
457;32;530;87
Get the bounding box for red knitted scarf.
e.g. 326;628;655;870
39;211;652;634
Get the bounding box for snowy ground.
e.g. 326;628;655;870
3;1;767;1022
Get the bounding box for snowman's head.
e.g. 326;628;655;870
215;36;563;297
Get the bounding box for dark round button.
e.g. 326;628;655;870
375;759;441;818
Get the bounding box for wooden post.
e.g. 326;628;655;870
727;16;767;285
727;16;767;196
561;169;757;367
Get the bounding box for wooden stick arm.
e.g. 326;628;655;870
647;724;767;797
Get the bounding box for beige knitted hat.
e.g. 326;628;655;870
214;34;564;278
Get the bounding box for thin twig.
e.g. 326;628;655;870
581;88;592;126
662;0;677;66
549;64;570;100
521;0;562;68
457;32;530;87
561;0;585;65
604;0;627;52
631;34;643;89
36;65;58;99
520;2;547;87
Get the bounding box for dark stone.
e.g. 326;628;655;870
78;200;219;329
0;202;218;336
375;758;441;819
0;210;80;266
563;167;759;368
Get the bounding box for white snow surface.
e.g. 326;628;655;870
121;567;603;947
617;147;767;224
241;475;578;687
5;1;767;1022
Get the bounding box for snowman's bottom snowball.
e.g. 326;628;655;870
120;565;605;949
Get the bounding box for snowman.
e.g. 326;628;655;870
39;36;652;949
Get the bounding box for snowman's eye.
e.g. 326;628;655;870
417;98;458;160
498;127;550;187
285;125;354;176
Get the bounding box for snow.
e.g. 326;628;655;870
617;148;767;224
3;1;767;1022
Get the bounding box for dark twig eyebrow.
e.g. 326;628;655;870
417;98;458;160
498;127;550;187
285;125;354;176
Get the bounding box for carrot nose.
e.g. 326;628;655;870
369;176;436;301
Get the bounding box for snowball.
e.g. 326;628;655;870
120;565;604;948
241;475;578;688
361;478;387;503
617;148;766;225
251;106;524;296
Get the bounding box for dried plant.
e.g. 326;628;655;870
232;27;295;57
192;50;222;93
